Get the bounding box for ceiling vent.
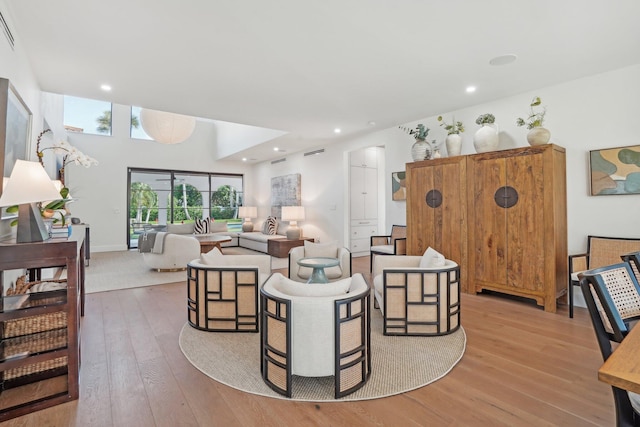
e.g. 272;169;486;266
271;157;286;165
0;11;15;49
304;148;325;156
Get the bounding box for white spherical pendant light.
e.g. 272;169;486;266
140;108;196;144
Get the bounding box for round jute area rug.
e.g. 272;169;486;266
179;309;466;402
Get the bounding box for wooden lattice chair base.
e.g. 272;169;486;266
260;273;371;398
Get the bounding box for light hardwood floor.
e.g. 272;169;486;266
1;256;614;426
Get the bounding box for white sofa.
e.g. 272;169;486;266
166;222;239;247
238;231;286;253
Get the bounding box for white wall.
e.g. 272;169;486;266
64;102;253;251
252;64;640;259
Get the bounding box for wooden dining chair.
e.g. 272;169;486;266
579;263;640;426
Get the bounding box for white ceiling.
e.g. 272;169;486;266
5;0;640;163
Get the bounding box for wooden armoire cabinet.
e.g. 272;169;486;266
406;155;469;292
406;144;567;312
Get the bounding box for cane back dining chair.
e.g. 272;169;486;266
579;262;640;426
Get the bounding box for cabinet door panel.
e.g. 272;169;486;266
506;151;545;292
350;166;365;219
363;167;378;219
470;156;507;288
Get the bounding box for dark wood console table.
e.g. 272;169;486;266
267;237;315;258
0;225;85;421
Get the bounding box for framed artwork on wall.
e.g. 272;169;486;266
589;144;640;196
0;78;33;218
391;171;406;201
271;173;301;218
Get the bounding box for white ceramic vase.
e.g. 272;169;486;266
473;124;499;153
527;127;551;146
445;134;463;156
411;140;429;161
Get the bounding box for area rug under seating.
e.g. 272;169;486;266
179;309;466;401
85;247;287;293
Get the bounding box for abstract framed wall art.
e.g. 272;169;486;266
391;171;406;201
271;173;301;217
589;144;640;196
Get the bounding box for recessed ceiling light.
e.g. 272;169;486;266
489;54;517;66
334;128;341;134
100;84;112;91
466;86;476;93
368;121;376;126
273;147;279;151
242;157;247;161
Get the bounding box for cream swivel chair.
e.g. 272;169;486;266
288;241;352;283
142;233;200;271
186;248;271;332
260;273;371;398
372;247;461;336
369;225;407;272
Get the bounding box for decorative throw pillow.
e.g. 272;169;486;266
262;216;278;235
200;247;225;265
419;246;446;268
276;276;352;297
194;217;210;234
209;221;227;233
304;240;338;258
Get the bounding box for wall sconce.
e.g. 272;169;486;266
238;206;257;232
281;206;305;240
0;160;64;242
140;108;196;144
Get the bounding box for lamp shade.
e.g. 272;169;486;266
0;160;62;206
238;206;257;219
140;108;196;144
281;206;305;222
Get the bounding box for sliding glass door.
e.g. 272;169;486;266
127;168;243;249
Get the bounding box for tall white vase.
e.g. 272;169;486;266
473;124;499;153
527;127;551;145
445;134;463;156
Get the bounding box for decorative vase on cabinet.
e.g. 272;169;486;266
411;140;429;161
445;134;463;156
473;124;499;153
526;127;551;146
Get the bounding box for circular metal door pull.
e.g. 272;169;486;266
494;186;518;208
425;189;443;208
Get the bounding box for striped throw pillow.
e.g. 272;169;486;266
194;217;210;234
262;216;278;235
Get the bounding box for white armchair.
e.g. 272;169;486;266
288;241;352;282
186;248;272;332
260;273;371;398
142;233;200;271
372;254;461;336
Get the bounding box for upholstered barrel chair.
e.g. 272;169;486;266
372;253;461;336
142;233;200;271
260;273;371;398
288;241;352;283
186;248;271;332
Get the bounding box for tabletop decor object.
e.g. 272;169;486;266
473;113;499;153
438;115;465;156
0;159;63;242
516;96;550;146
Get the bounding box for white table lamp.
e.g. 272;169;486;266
238;206;257;232
281;206;305;240
0;160;63;243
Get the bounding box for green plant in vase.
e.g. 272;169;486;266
438;115;465;156
516;96;551;145
399;124;437;161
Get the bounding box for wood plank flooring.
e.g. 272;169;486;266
1;256;614;426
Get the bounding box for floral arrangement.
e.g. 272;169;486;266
516;96;546;129
36;129;99;171
437;115;465;135
398;123;431;141
475;114;496;125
